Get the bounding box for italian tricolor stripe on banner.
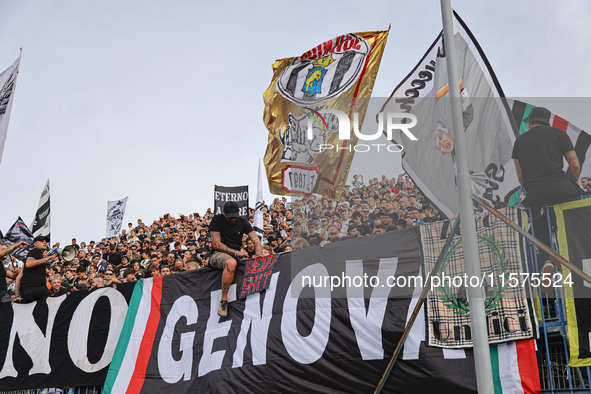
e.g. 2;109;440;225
490;339;541;394
104;277;163;394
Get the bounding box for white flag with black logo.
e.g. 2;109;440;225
106;197;128;238
253;160;265;238
30;178;51;238
380;12;518;218
0;56;20;165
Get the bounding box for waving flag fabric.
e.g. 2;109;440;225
380;12;519;218
263;29;389;200
0;56;20;166
30;178;51;239
2;217;33;261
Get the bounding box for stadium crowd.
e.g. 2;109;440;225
2;173;590;300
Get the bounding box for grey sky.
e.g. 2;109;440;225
1;0;590;244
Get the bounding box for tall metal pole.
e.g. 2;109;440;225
439;1;494;392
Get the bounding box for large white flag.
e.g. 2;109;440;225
0;57;20;165
30;178;51;238
253;160;265;238
380;12;519;218
106;197;128;238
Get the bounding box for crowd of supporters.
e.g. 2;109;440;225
2;173;590;300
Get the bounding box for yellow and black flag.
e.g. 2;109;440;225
263;30;389;200
555;198;591;367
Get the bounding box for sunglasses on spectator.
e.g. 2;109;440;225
105;272;113;276
363;210;369;213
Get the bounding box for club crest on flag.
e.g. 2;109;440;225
264;29;389;199
276;34;370;105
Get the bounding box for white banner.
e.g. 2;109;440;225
30;178;50;238
106;197;128;238
0;57;20;165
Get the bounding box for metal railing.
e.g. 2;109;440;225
528;192;591;393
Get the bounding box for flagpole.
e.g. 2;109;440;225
440;1;494;393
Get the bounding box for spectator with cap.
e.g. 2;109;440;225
513;106;582;207
209;201;262;317
21;235;58;302
512;106;583;268
395;219;407;230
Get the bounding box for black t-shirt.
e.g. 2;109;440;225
209;214;253;251
0;261;7;293
21;248;47;288
108;251;123;267
79;259;90;269
511;126;574;190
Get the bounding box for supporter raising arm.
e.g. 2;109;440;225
0;242;28;303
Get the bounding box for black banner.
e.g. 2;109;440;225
213;185;249;219
106;227;480;393
0;284;134;390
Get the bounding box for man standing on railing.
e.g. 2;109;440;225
512;106;583;268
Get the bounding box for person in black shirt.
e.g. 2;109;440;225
512;107;582;208
0;241;28;303
210;202;262;317
21;235;57;302
512;106;583;268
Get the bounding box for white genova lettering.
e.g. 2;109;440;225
68;288;128;372
346;258;398;360
198;285;237;377
233;273;279;368
158;295;198;383
282;263;331;364
0;296;66;378
307;109;418;141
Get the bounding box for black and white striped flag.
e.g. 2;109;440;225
30;178;50;239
